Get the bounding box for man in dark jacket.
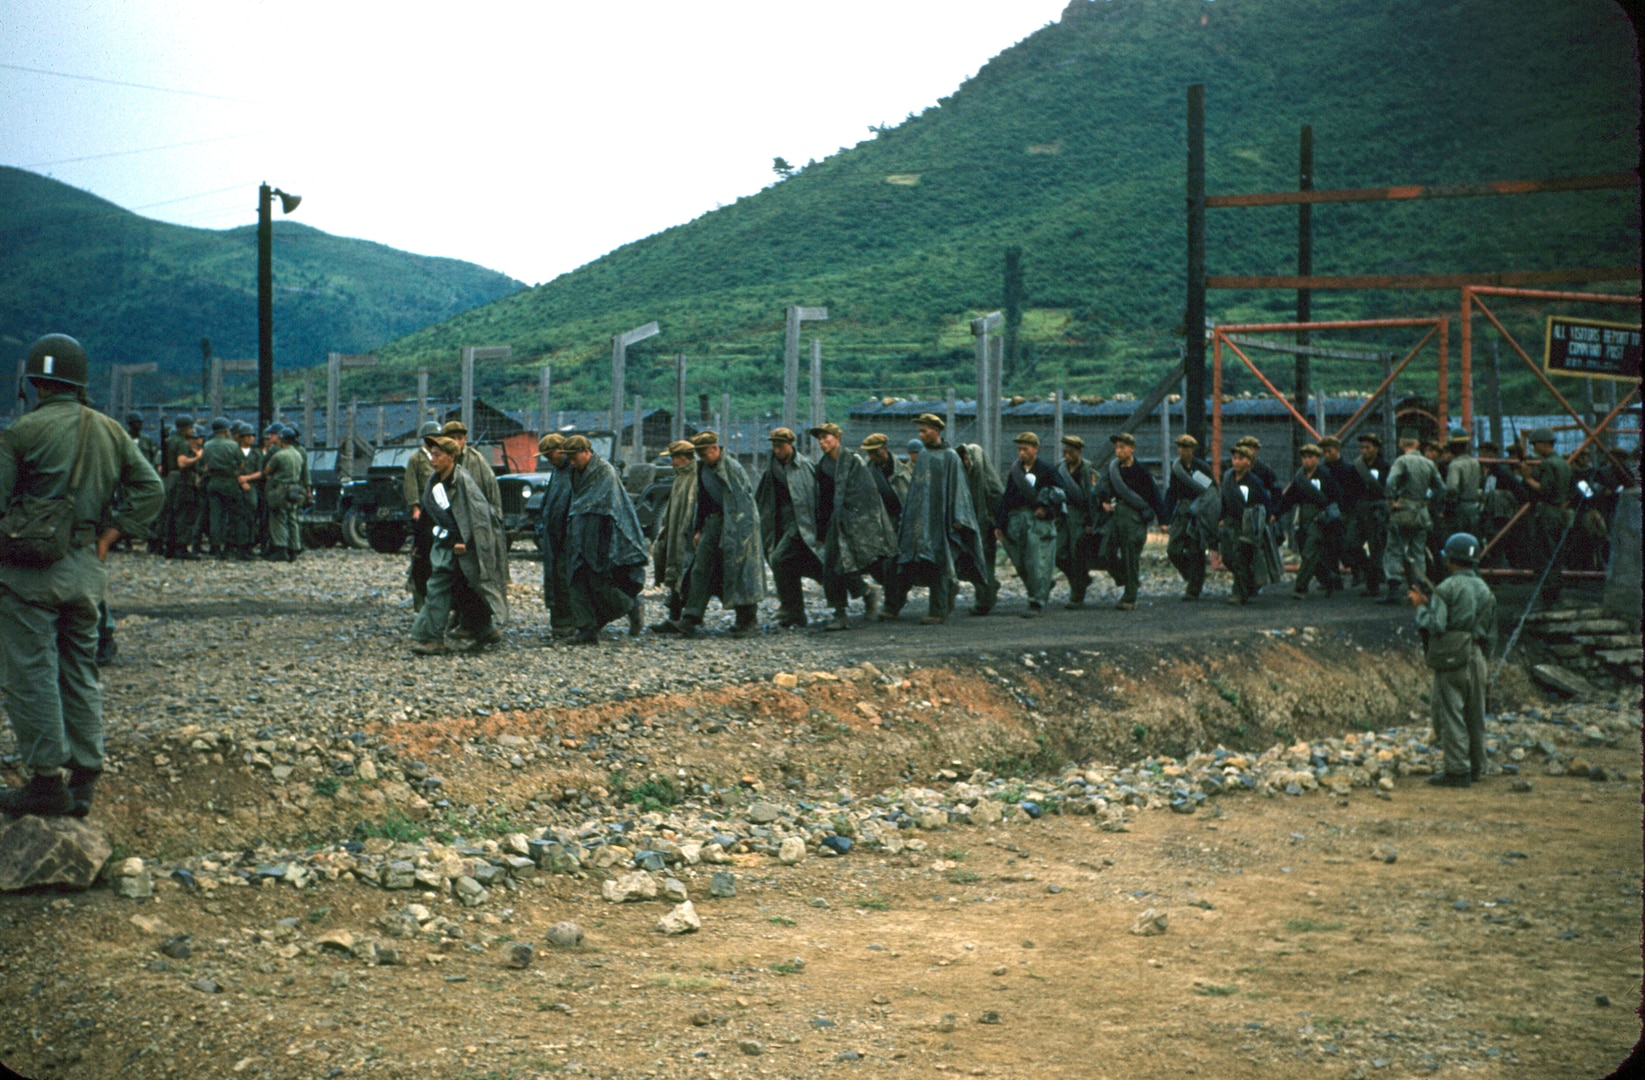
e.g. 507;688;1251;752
1218;443;1272;605
995;431;1061;617
1164;434;1215;600
892;414;990;623
1521;427;1574;608
1343;433;1390;596
678;431;765;637
755;428;825;628
409;437;510;655
1093;432;1166;611
0;334;162;816
812;423;897;630
1052;435;1098;607
1276;444;1344;598
563;436;648;643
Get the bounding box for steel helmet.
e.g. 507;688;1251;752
25;334;89;388
125;410;144;425
1442;532;1481;565
418;421;443;439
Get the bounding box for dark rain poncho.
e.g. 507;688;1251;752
650;461;698;589
565;455;648;596
424;464;511;626
536;461;575;605
699;454;767;607
822;450;899;575
756;454;822;563
897;443;986;577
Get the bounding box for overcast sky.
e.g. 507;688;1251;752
2;0;1072;285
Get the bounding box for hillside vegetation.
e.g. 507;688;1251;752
0;166;524;400
356;0;1637;419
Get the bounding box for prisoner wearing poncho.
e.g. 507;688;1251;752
894;438;988;619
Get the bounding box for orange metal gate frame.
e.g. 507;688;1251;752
1459;286;1642;570
1209;318;1448;477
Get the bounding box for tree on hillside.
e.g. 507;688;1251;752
772;157;795;181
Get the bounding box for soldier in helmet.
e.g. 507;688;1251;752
157;416;204;559
126;411;159;473
404;421;443;611
1382;436;1444;603
1520;427;1574;607
0;335;161;816
261;426;305;562
1411;533;1497;787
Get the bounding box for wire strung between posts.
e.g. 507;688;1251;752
1491;504;1582;684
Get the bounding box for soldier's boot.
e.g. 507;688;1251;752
628;597;645;638
0;772;74;818
825;608;850;632
67;768;101;818
1375;579;1404;605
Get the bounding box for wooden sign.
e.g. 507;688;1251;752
1545;315;1641;381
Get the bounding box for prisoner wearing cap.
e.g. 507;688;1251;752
1061;434;1085;449
1299;443;1322;457
442;420;469;437
691;430;719;448
666;439;695;457
1013;431;1040;447
538;432;566;454
1235;436;1260;449
1174;434;1198;448
428;436;460;456
1317;435;1341;450
1356;432;1383;446
914;413;945;431
808;422;843;440
767;427;796;444
860;432;890;451
562;435;592;454
1109;432;1136;447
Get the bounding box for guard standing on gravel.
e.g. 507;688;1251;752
404;421;442;611
200;417;243;558
155;415;201;558
890;414;990;623
755;427;825;628
0;334;161;817
261;426;305;562
1164;434;1216;601
1276;444;1344;598
1093;432;1165;611
676;431;764;638
563;436;648;643
995;431;1061;617
649;439;699;631
126;411;159;472
409;436;509;655
1051;435;1097;607
1412;532;1497;787
812;422;895;630
1345;433;1390;597
1382;436;1443;604
1521;426;1574;609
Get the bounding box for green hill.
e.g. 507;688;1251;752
0;166;524;402
359;0;1637;418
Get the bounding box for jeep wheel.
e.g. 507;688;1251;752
366;522;407;554
341;508;370;550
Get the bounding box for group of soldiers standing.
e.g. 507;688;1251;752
139;413;311;563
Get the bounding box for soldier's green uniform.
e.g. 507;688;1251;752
200;422;245;558
1524;430;1574;607
0;336;161;817
1444;433;1484;538
281;426;310;553
1382;444;1442;598
1414;537;1497;785
262;438;305;559
403;431;439;609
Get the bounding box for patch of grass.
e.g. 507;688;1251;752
1285;918;1344;933
306;907;331;923
831;814;858;838
767;916;796;927
313;776;340;797
1189;900;1215;910
650;975;724;991
1193;984;1239;996
947;870;982;885
997;783;1028;805
1499;1014;1546;1036
769;961;804;976
856;893;892;911
353;814;426;844
623;777;681;813
1233;965;1265;975
941;849;968;862
1131;723;1148;741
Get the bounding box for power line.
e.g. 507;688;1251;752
0;62;270;105
19;130;273;168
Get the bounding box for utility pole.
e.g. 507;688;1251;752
326;353;376;448
672;356;686;442
199;337;212;406
782;306;827;433
460;345;511;437
538;366;553;437
971;311;1002;466
610;322;659;455
945;387;956;440
808;338;824;453
721;392;732;460
632;395;645;463
417;368;430;428
302;369;315;444
257;182;300;433
1052;390;1064;451
1293;124;1314;470
1185;84;1207;446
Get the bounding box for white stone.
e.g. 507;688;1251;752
778;837;806;865
656;901;701;935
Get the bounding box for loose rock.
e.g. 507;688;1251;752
657;901;701;935
0;817;111;892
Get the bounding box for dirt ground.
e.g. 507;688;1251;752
0;735;1638;1079
0;549;1640;1079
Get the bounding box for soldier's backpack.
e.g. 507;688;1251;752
0;406;95;569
